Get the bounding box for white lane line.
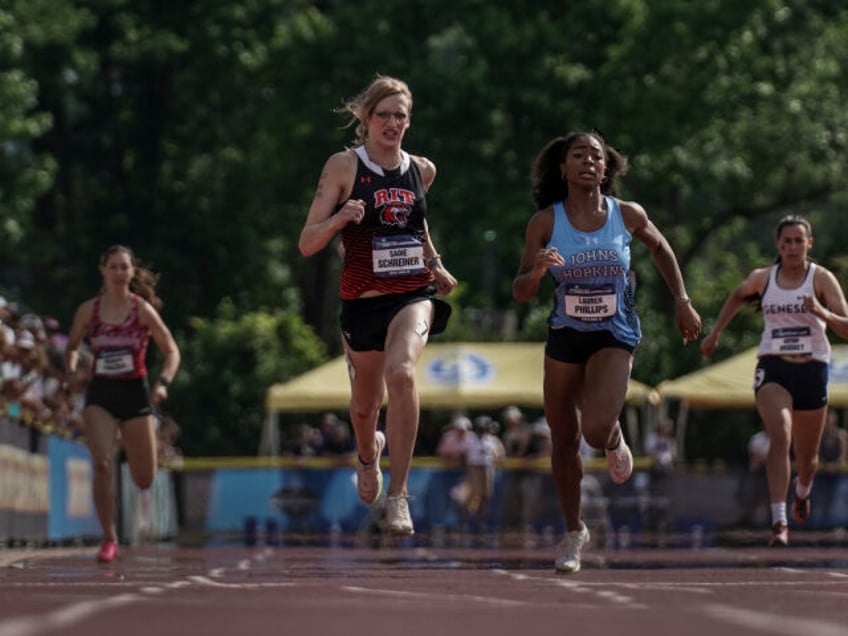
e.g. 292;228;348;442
0;593;144;636
186;575;294;588
341;585;529;607
493;569;647;609
0;552;287;636
703;603;848;636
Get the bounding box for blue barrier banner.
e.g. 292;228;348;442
206;466;473;536
48;436;100;540
203;463;848;542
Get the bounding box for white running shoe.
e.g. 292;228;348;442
605;437;633;485
356;431;385;505
385;495;415;535
555;523;590;574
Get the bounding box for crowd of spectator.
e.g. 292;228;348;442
286;411;358;461
0;295;89;437
0;295;184;461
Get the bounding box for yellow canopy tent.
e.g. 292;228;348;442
261;341;659;455
657;344;848;408
656;344;848;457
267;341;658;411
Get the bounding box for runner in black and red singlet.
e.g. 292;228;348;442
298;75;457;536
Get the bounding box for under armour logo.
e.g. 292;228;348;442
360;176;371;184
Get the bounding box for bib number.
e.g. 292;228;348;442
372;235;425;278
95;349;134;376
564;285;617;321
770;327;812;355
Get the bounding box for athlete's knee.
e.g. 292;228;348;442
384;362;415;394
349;401;380;425
768;431;791;455
94;457;113;478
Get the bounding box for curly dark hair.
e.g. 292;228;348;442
530;131;629;210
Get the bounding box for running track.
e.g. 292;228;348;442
1;541;847;636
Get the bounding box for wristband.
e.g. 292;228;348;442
426;255;442;269
157;375;171;388
675;297;692;306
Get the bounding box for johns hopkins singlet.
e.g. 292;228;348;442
546;196;641;347
88;295;151;379
757;263;829;362
336;146;434;300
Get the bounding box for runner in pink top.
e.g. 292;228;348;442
65;245;181;563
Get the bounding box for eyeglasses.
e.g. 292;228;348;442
373;110;408;123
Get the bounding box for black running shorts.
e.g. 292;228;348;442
340;285;451;352
85;376;154;422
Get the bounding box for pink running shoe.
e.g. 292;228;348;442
97;540;118;563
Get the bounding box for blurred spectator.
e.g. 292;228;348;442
501;414;551;534
643;418;676;497
816;408;848;525
736;422;770;527
313;412;339;452
42;315;67;350
0;298;90;435
462;415;505;530
500;405;530;458
312;412;357;460
286;422;320;457
319;418;357;461
14;329;52;423
436;413;473;464
19;314;47;344
157;414;184;466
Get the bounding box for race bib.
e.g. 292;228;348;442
372;235;425;278
564;284;617;321
769;326;812;355
95;349;134;376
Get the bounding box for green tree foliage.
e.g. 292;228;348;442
166;294;326;456
2;0;848;456
0;1;65;271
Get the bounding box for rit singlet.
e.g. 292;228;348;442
88;295;151;379
757;263;829;362
546;196;641;347
336;145;434;300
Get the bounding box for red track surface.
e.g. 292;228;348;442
1;540;847;636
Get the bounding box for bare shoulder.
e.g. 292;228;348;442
743;266;772;293
67;298;96;342
325;148;358;175
813;262;839;284
410;154;436;188
526;206;555;239
616;198;649;232
136;297;164;325
813;263;847;299
74;298;96;320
